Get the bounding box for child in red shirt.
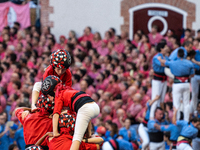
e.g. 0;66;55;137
41;75;100;150
31;49;72;111
15;92;56;150
35;111;103;150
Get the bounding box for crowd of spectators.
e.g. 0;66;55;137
0;20;200;150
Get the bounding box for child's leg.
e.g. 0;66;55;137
53;113;60;137
70;103;99;150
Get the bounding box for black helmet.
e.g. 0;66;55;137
41;75;61;96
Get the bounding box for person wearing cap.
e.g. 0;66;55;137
173;108;200;150
31;49;72;112
150;42;168;120
158;49;194;122
40;76;100;150
15;76;60;150
148;107;167;150
35;111;103;150
96;126;106;142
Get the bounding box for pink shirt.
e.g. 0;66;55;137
13;39;27;48
131;40;138;47
15;51;23;61
148;33;163;45
0;95;6;110
72;83;81;91
127;103;142;118
140;95;150;107
97;47;109;56
114;43;125;53
135;107;146;122
92;40;102;49
106;83;120;97
78;33;94;42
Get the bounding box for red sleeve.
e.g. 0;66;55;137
84;143;98;150
53;91;65;115
43;65;53;81
64;69;72;87
15;108;24;124
45;136;50;146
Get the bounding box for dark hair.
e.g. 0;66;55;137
87;26;92;32
33;36;39;42
123;82;129;90
9;144;18;150
141;86;148;94
93;63;101;70
144;34;149;43
86;41;92;51
0;42;7;50
14;63;21;70
100;73;105;80
143;63;149;71
117;35;121;40
13;94;19;101
74;74;81;82
183;41;192;47
121;53;127;60
185;28;191;33
2;62;10;70
106;55;112;62
166;102;173;110
178;49;185;58
13;81;21;89
0;67;4;73
155;107;163;113
80;69;87;77
120;65;125;72
14;22;20;27
113;58;119;66
110;123;118;137
104;70;110;78
190;117;200;123
112;74;118;82
94;92;100;100
115;94;122;100
156;42;166;52
164;132;170;139
198;29;200;33
10;53;17;63
23;92;30;98
110;64;115;71
110;28;116;34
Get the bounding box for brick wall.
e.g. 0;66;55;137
121;0;196;33
40;0;54;28
40;0;195;33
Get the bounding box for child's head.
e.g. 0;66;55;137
96;126;106;136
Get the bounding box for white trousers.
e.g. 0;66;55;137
177;143;193;150
191;75;200;113
192;137;200;150
138;123;149;150
149;141;165;150
173;83;190;122
73;102;100;142
150;80;167;118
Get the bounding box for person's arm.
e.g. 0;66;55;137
157;56;166;66
192;58;200;66
35;132;53;146
190;65;195;78
82;137;104;145
0;126;9;138
53;113;60;137
172;107;178;125
149;95;160;106
31;82;42;112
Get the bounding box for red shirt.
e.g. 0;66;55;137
15;108;52;146
53;89;90;115
46;134;97;150
43;65;72;87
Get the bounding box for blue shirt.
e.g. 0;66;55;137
177;120;198;139
105;131;118;141
119;127;137;141
14;128;25;150
116;139;134;150
152;53;168;73
160;124;180;141
194;50;200;70
165;58;194;76
169;46;187;60
0;125;9;150
148;119;167;132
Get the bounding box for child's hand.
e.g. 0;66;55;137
155;95;160;100
53;132;60;137
47;132;53;137
22;111;30;120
